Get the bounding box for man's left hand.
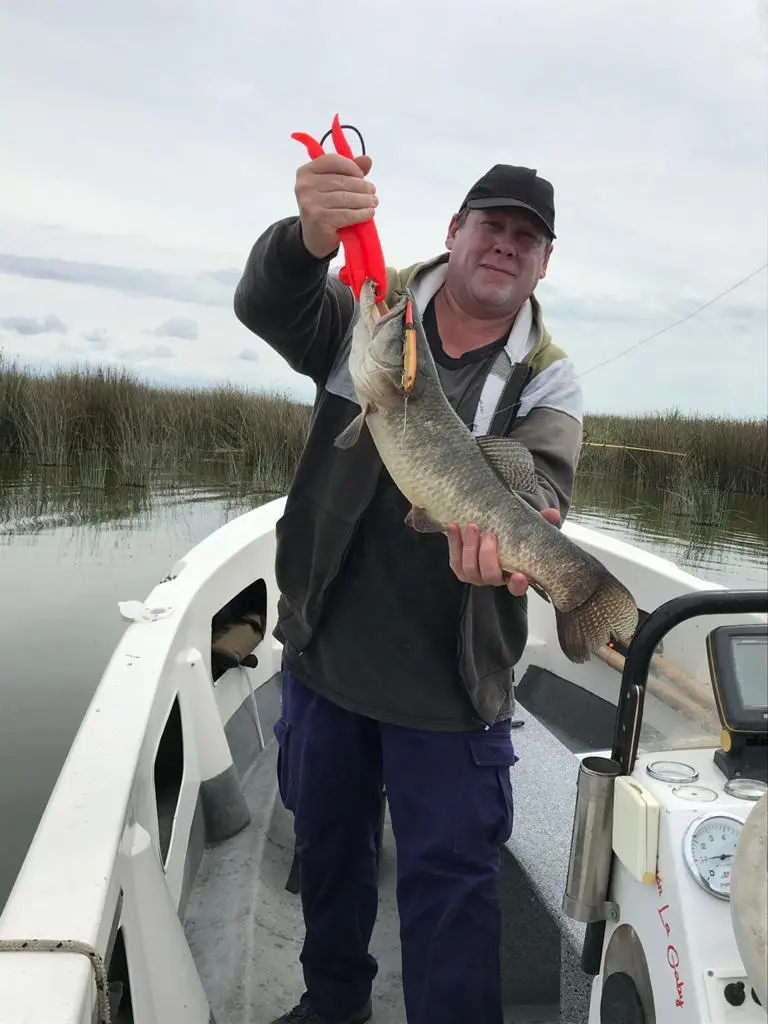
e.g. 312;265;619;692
446;508;561;596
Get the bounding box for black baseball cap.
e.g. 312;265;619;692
459;164;556;239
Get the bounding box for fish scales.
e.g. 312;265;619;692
335;280;639;662
367;399;607;612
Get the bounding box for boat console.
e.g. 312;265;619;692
562;589;768;1023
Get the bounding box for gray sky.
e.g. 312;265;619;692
1;0;766;416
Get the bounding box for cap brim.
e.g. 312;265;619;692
465;197;556;238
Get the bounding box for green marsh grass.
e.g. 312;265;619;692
580;411;767;497
1;355;765;502
0;354;312;490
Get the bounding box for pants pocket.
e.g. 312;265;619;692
452;729;518;856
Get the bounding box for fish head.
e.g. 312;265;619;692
349;279;438;410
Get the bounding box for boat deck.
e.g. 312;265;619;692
183;742;561;1024
184;743;404;1024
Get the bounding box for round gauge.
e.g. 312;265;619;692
724;778;768;802
673;784;718;802
647;760;699;784
683;813;744;900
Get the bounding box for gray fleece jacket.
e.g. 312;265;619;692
233;216;584;726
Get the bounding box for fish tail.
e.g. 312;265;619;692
554;572;639;664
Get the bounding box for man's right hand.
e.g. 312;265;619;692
294;153;378;261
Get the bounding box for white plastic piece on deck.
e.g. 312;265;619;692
118;601;174;622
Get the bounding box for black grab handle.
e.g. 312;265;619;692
611;589;768;775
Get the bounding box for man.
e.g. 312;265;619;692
233;151;583;1024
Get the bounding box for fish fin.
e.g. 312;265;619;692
527;580;551;604
475;437;538;494
405;505;444;534
554;572;639;664
334;406;369;450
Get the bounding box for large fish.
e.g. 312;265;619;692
335;279;639;663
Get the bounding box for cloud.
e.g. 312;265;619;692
205;269;242;287
238;347;260;362
0;313;67;335
150;316;199;341
148;344;175;359
0;253;234;308
118;343;176;360
82;327;111;350
539;280;767;331
0;0;765;417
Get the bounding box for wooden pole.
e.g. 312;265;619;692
582;442;686;457
595;644;719;728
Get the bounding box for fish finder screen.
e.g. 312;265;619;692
731;635;768;710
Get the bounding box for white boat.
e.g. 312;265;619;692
0;496;765;1023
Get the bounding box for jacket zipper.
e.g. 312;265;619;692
457;584;492;730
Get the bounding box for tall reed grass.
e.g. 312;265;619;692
580;411;767;496
1;354;765;496
0;353;312;489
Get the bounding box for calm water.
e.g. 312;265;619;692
0;458;766;913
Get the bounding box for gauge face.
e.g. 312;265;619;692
673;784;718;802
684;814;743;900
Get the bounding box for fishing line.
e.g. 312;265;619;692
576;261;768;380
482;260;767;423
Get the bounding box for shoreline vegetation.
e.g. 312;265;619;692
1;358;766;514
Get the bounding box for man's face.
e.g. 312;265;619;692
444;207;553;316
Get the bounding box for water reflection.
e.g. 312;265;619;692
0;457;151;535
2;459;766;585
0;456;278;540
571;474;767;589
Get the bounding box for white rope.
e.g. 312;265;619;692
0;938;111;1024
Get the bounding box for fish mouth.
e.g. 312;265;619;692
369;335;413;400
358;279;405;321
369;350;404;376
371;291;409;328
370;352;405;385
360;349;410;409
358;282;418;395
362;285;410;363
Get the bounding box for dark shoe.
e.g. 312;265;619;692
271;995;372;1024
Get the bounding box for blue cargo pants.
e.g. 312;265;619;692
273;667;519;1024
